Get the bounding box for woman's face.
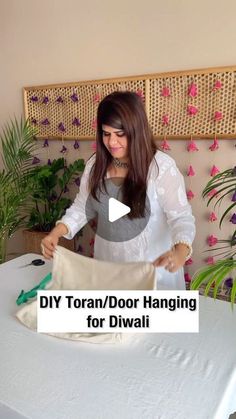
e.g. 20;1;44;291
102;124;128;160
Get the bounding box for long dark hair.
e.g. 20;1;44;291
89;91;158;218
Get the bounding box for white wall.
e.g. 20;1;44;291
1;0;236;125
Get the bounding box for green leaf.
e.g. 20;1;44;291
219;202;236;227
191;263;223;290
231;279;236;309
0;118;39;250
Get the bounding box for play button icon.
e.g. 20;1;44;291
108;198;130;222
85;177;151;242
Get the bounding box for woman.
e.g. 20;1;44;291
41;91;195;290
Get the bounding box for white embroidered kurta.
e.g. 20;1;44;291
59;151;196;290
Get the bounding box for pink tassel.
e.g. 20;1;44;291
214;111;223;121
206;256;215;265
187;190;195;200
207;235;218;246
160;138;171;151
184;273;192;283
136;89;144;100
210;165;220;177
207;188;219;198
185;258;193;265
187;165;195;176
188;83;198;97
212;80;222;91
161;87;170;97
93;93;100;103
92;119;97;130
209;137;219;151
209;212;217;222
91;141;97;151
187;138;199;152
187;104;198;115
162;114;169;125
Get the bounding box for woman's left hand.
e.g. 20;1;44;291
152;245;188;273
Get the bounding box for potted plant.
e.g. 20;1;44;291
191;166;236;305
23;156;85;254
0;118;38;264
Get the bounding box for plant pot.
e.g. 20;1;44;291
23;229;76;254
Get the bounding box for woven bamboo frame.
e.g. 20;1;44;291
23;65;236;140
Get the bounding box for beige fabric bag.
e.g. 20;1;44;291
16;246;156;343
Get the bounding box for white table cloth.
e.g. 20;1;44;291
0;254;236;419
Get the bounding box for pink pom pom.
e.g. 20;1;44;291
91;141;97;151
184;273;192;283
207;188;219;198
93;93;100;103
162;114;169;126
188;83;198;97
187;138;199;152
160;138;171;151
212;80;222;91
209;137;219;151
185;258;193;266
207;235;218;247
92;119;97;130
187;105;198;115
214;111;223;121
187;190;195;200
209;212;217;222
136;89;144;100
210;165;220;177
161;87;171;97
206;256;215;265
187;165;195;176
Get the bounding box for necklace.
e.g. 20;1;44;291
113;158;129;169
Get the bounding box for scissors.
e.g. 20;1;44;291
19;259;45;268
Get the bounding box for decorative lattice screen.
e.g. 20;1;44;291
24;65;236;140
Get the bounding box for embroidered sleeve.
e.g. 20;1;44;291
155;157;196;254
56;155;96;239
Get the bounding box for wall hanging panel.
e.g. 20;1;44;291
24;65;236;140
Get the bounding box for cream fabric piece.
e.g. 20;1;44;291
58;150;196;290
16;246;156;343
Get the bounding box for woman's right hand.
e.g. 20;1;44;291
41;233;59;259
41;223;69;259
